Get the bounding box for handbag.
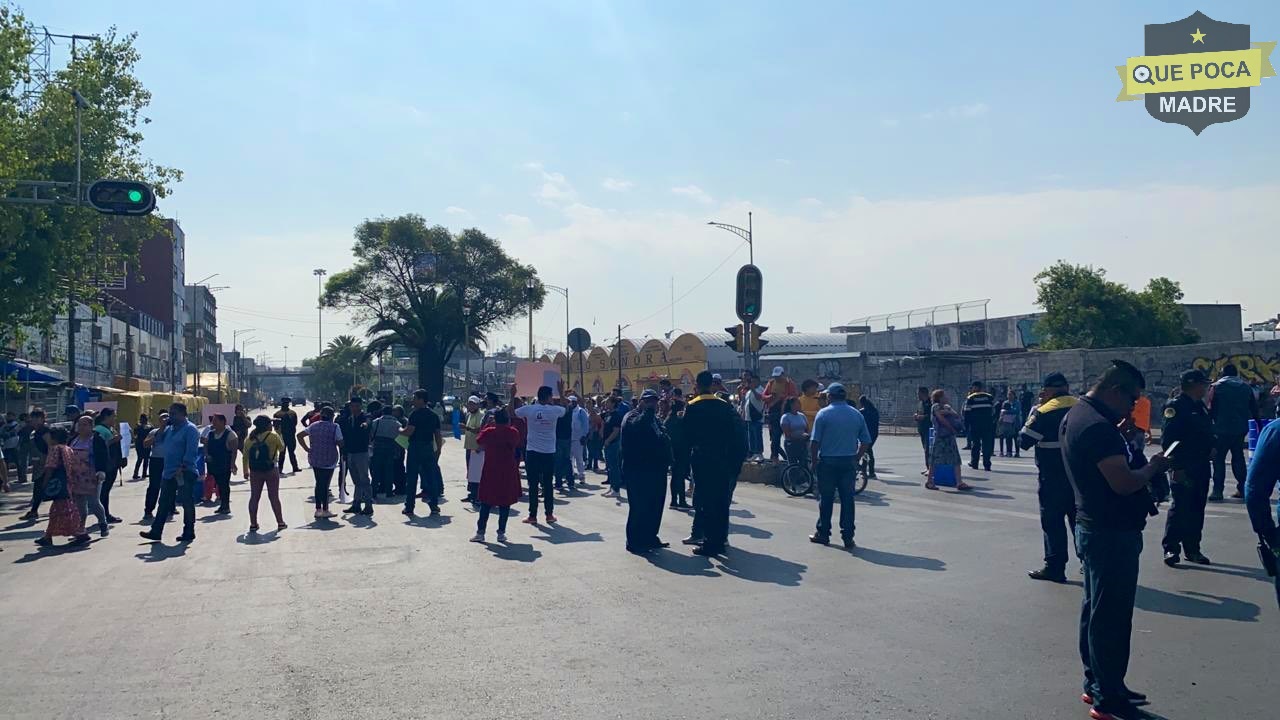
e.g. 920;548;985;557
43;466;70;501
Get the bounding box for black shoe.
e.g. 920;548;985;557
692;545;723;557
626;545;651;554
1163;551;1180;566
653;541;671;549
175;533;195;543
809;534;830;545
106;514;123;524
69;534;91;546
1207;492;1224;502
681;536;704;546
19;511;37;521
968;462;979;469
359;506;374;516
216;507;230;515
843;538;856;550
1184;550;1211;565
139;531;161;541
677;501;691;508
34;536;52;546
429;505;441;516
984;464;992;471
1028;566;1067;583
342;505;361;514
402;508;415;516
669;503;679;509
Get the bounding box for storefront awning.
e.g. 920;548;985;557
1;360;64;383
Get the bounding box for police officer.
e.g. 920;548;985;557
1206;363;1261;501
621;389;672;553
1161;369;1215;566
963;381;996;471
678;370;747;557
1019;372;1078;583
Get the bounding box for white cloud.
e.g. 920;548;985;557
775;158;792;166
798;197;823;208
671;184;714;204
921;102;990;121
602;177;634;192
523;164;577;205
445;206;469;215
501;213;532;227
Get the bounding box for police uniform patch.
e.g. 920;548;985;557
1164;407;1176;419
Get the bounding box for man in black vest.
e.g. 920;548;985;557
963;381;996;471
1019;372;1077;582
677;371;747;557
622;389;671;553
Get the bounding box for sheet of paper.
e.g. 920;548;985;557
515;362;561;398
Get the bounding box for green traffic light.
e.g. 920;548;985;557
127;189;143;203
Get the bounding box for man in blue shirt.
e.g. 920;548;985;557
808;383;871;550
140;403;201;544
1244;420;1280;607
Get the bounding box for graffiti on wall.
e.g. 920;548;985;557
957;322;986;348
1192;354;1280;383
816;359;842;380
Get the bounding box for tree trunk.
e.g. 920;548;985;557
417;344;444;402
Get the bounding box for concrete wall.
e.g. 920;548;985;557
804;339;1280;429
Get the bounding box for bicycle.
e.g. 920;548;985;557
780;456;869;496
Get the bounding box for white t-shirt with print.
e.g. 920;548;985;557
515;403;566;454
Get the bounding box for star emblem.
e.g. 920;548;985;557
1190;28;1206;44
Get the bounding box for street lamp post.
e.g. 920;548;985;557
707;211;754;265
241;338;260;395
283;345;289;368
544;284;570;355
313;269;327;357
232;328;254;398
526;278;537;360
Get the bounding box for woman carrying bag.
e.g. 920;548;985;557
35;428;88;547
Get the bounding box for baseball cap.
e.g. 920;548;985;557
1180;369;1210;385
711;372;722;381
1042;372;1069;388
771;366;785;377
63;404;79;416
640;388;659;400
467;395;481;404
826;382;846;396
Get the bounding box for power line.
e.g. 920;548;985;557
622;239;747;330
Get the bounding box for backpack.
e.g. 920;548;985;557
248;436;274;471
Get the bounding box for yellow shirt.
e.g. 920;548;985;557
241;431;285;470
799;393;822;430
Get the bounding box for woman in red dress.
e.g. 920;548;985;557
35;427;88;547
470;409;523;544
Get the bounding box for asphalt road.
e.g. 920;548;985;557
0;434;1272;720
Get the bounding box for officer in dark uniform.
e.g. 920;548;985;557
963;381;996;470
1019;372;1079;582
1161;369;1215;566
621;389;672;553
678;370;747;557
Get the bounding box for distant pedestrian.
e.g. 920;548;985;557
963;381;996;471
1206;363;1260;501
914;386;932;475
514;382;567;524
569;395;590;482
622;389;672;553
242;415;287;532
678;371;748;556
601;396;625;495
203;413;239;515
666;399;690;509
1020;372;1078;583
737;371;765;461
763;366;798;462
339;397;373;516
927;390;972;491
273;398;302;474
140;413;169;523
92;408;124;524
70;415;110;538
470;410;523;543
132;413;153;479
298;405;343;520
856;396;880;479
401;390;443;516
462;396;484;503
140;403;200;544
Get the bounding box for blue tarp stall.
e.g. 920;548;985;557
1;360;64;384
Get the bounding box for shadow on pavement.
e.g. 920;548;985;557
301;518;343;531
0;529;46;542
728;522;773;539
1135;586;1260;622
963;488;1017;501
405;514;453;529
876;477;919;487
728;507;755;519
199;513;233;524
347;514;378;529
237;530;280;545
531;524;603;545
12;540;94;563
645;548;720;577
1174;561;1269;583
853;490;891;507
853;545;947;571
485;541;542;563
134;541;188;562
716;546;807;587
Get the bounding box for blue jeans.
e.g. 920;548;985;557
815;457;856;540
747;420;764;456
604;442;623;489
404;444;441;512
1076;524;1142;712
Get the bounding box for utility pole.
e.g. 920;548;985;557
313;268;326;357
462;304;471;394
616;324;623;391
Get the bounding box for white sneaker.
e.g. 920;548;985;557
339;490;349;504
469;533;485;543
496;532;508;543
323;509;336;519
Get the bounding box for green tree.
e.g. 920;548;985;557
1033;261;1198;349
302;335;374;401
0;5;181;344
322;215;543;401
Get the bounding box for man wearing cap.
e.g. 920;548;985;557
807;383;871;549
963;381;997;471
763;366;799;462
678;370;748;556
621;389;672;553
1160;369;1215;566
1020;372;1079;582
461;396;484;503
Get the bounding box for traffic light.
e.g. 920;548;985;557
735;264;763;324
86;180;156;216
724;324;745;353
750;324;769;353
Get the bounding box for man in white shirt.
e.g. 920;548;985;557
569;395;590;482
511;381;567;525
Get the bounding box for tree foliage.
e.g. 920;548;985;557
321;215;543;400
0;4;181;343
302;335;374;402
1033;261;1199;349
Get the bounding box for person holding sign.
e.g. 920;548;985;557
511;380;567;525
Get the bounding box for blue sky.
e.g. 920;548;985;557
35;1;1280;364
